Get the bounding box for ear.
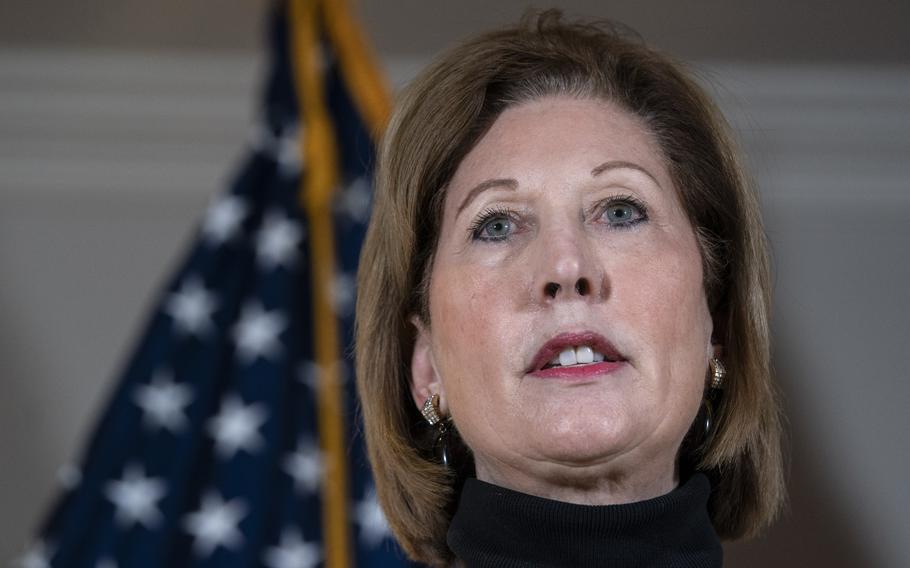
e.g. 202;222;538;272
708;326;723;361
708;309;727;362
707;313;722;362
410;315;447;415
711;343;724;361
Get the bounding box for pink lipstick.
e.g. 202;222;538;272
527;331;626;380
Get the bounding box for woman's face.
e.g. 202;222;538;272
411;96;716;502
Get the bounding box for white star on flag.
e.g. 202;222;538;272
104;463;167;530
256;210;304;269
208;395;268;459
298;360;322;391
335;176;372;222
248;122;303;176
276;126;303;176
329;272;356;316
354;486;392;548
263;528;322;568
183;491;248;557
233;302;287;362
283;438;324;495
202;194;247;245
56;463;82;490
248;121;274;153
133;371;194;433
298;359;348;392
13;540;54;568
164;278;217;336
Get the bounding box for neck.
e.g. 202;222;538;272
474;453;678;506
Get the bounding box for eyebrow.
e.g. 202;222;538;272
591;160;662;188
455;178;518;219
454;160;661;220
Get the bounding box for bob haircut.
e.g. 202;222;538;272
356;10;784;566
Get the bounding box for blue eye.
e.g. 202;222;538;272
469;207;516;242
480;217;512;239
601;197;647;228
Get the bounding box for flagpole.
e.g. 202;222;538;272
321;0;392;135
288;0;351;566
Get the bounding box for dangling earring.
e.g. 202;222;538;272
421;393;451;468
708;357;726;390
702;399;714;438
702;357;726;439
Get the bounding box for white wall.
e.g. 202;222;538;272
1;50;908;566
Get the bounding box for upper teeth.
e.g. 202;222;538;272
549;345;607;367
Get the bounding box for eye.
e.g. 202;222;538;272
599;196;648;228
469;207;516;242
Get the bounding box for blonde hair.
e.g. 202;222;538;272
355;11;784;566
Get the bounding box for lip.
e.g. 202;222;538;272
530;360;626;380
526;330;626;378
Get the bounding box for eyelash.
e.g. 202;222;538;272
596;193;649;229
467;206;520;242
468;194;649;242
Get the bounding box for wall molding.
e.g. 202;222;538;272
2;49;908;202
0;49;262;195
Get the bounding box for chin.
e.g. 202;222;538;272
530;418;637;466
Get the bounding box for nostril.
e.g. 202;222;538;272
544;282;561;298
575;278;590;296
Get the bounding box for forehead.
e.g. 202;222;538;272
445;96;672;201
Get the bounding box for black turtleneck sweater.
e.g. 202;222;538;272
447;473;722;567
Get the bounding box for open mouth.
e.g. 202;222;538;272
528;330;625;374
540;344;618;369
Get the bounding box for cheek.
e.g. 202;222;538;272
637;252;708;342
428;264;515;404
428;254;548;463
431;268;500;340
613;234;711;407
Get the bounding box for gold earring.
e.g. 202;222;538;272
422;393;444;426
421;393;451;467
708;357;726;390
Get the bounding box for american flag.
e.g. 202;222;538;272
17;1;418;566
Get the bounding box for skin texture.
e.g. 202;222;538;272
410;96;718;505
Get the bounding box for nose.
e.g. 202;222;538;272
534;226;606;304
543;278;591;298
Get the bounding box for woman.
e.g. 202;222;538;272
356;11;784;567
